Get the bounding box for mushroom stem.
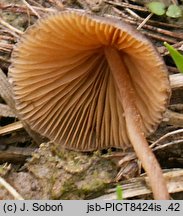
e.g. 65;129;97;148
105;47;169;200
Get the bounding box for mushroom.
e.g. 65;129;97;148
9;11;171;199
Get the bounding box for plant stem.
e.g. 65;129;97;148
105;47;169;199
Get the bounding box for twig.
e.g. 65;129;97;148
0;121;23;136
169;73;183;90
116;5;182;29
0;18;23;35
153;139;183;151
0;176;24;200
150;128;183;148
163;110;183;127
121;0;142;20
125;7;141;19
0;35;15;41
111;9;178;43
169;104;183;111
0;132;31;145
0;146;35;163
137;13;153;30
0;3;56;15
111;5;182;41
142;31;177;43
47;0;64;9
0;43;13;53
158;41;183;56
104;0;148;12
144;25;183;41
136;19;183;40
28;0;44;8
22;0;41;18
95;169;183;200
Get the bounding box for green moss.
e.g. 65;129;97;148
27;142;118;199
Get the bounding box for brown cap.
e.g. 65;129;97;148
9;11;170;151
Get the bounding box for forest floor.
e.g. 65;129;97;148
0;0;183;200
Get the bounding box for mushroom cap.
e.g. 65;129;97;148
9;11;170;151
